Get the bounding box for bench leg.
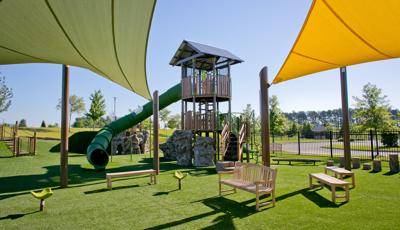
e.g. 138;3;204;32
345;185;349;201
256;190;260;211
331;186;336;203
272;190;276;207
107;177;112;190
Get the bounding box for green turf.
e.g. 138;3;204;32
0;140;399;229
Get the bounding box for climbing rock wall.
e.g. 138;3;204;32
111;130;149;155
193;136;215;167
160;130;193;166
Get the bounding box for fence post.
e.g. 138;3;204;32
272;133;275;154
33;132;37;155
375;130;379;156
297;131;301;155
329;131;333;158
370;130;374;160
12;131;16;157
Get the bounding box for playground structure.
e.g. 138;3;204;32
87;41;252;170
0;122;37;157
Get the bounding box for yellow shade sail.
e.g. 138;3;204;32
0;0;156;99
273;0;400;84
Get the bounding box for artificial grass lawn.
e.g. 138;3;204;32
1;140;400;229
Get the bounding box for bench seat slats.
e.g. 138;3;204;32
221;179;273;193
219;162;277;211
310;173;349;185
106;169;156;178
106;169;156;190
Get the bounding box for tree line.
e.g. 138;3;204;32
262;83;399;136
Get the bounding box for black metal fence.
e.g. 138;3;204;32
271;130;400;161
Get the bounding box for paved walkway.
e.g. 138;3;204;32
280;140;399;160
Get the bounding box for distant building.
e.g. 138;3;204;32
312;125;327;139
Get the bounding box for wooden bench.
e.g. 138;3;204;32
218;162;277;211
273;158;321;165
106;169;156;190
324;166;355;188
309;173;350;203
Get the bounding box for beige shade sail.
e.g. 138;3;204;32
273;0;400;84
0;0;156;99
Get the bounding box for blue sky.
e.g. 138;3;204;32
1;0;399;127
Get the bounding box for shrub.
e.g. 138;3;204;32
381;133;399;147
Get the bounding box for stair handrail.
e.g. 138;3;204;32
237;123;247;161
220;121;230;157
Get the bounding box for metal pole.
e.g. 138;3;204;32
153;91;160;174
259;67;270;167
330;131;333;158
340;67;352;170
298;131;301;155
370;130;374;160
60;64;69;188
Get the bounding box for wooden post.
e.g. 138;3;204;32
15;121;18;136
153;90;160;175
340;67;351;170
260;67;271;167
60;64;69;188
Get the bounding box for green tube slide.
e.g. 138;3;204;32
86;83;182;170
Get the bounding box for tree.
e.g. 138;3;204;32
167;114;180;129
86;90;106;129
0;75;13;113
41;120;46;128
269;95;287;134
241;104;253;122
159;108;171;128
19;119;27;128
353;83;394;131
57;95;86;131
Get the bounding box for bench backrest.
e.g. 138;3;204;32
233;162;277;188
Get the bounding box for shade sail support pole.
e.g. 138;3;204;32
260;67;271;167
60;64;69;188
153;90;160;175
340;66;351;170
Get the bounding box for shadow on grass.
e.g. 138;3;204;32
153;189;179;196
0;211;39;220
145;196;257;230
0;158;216;200
302;188;347;208
383;171;399;176
84;184;140;194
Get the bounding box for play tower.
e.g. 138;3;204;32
170;40;243;160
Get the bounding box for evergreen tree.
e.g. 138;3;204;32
41;120;46;128
269;95;287;134
19;119;27;128
86;90;106;129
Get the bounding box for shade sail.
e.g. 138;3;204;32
0;0;156;99
273;0;400;84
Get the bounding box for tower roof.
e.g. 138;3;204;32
170;40;243;70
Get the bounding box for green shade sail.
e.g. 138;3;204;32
0;0;156;99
